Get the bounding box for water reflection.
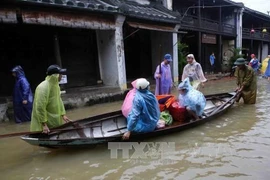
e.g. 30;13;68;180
1;78;270;179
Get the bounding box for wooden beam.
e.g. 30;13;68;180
54;34;62;67
21;10;116;30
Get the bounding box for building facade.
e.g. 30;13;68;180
1;0;270;98
241;7;270;61
0;0;180;97
169;0;270;73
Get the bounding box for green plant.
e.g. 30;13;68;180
228;47;244;66
178;42;189;75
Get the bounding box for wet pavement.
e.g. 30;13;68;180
1;77;270;180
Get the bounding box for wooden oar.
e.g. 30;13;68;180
208;92;239;117
0;124;101;139
158;44;162;95
107;127;127;133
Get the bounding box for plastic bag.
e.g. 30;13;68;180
168;101;187;123
156;95;175;112
160;110;173;125
156;120;166;129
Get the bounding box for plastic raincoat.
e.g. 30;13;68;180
30;74;66;131
154;62;173;95
261;57;270;74
264;59;270;78
178;78;206;116
121;80;137;118
249;58;259;72
12;66;33;123
182;60;207;90
234;65;257;104
127;89;160;133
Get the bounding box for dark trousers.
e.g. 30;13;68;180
210;65;215;73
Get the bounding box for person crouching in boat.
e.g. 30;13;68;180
122;78;160;140
30;65;71;134
234;58;257;104
178;78;206;121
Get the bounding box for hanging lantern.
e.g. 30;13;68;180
262;28;267;33
250;28;255;33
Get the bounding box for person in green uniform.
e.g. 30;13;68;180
234;58;257;104
30;65;70;133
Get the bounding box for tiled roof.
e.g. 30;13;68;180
244;7;270;22
18;0;120;13
17;0;179;24
223;0;244;7
112;0;179;23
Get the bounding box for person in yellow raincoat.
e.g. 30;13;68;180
30;65;70;133
234;58;257;104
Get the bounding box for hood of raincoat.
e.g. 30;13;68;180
178;78;192;92
11;65;25;78
131;79;137;88
45;74;60;85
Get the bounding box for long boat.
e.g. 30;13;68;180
21;92;237;148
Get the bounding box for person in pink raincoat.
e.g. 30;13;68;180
121;79;137;118
182;54;207;90
154;54;173;95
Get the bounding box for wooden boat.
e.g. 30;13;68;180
21;92;237;148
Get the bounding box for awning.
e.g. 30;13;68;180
127;21;186;34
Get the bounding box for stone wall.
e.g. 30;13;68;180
62;91;127;110
0;98;9;122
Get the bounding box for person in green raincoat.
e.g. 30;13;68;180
234;58;257;104
30;65;70;133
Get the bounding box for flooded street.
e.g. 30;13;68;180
1;77;270;180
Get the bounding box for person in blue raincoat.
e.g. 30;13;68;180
122;78;160;140
178;78;206;121
249;54;259;74
11;65;33;123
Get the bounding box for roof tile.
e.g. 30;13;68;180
18;0;179;24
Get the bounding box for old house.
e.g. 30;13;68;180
172;0;244;73
169;0;270;73
241;7;270;61
0;0;181;99
1;0;125;95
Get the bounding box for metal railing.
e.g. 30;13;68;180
242;28;270;42
180;14;236;35
179;15;270;42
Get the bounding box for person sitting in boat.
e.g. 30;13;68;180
122;78;160;140
178;78;206;121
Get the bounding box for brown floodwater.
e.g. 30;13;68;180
1;77;270;180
